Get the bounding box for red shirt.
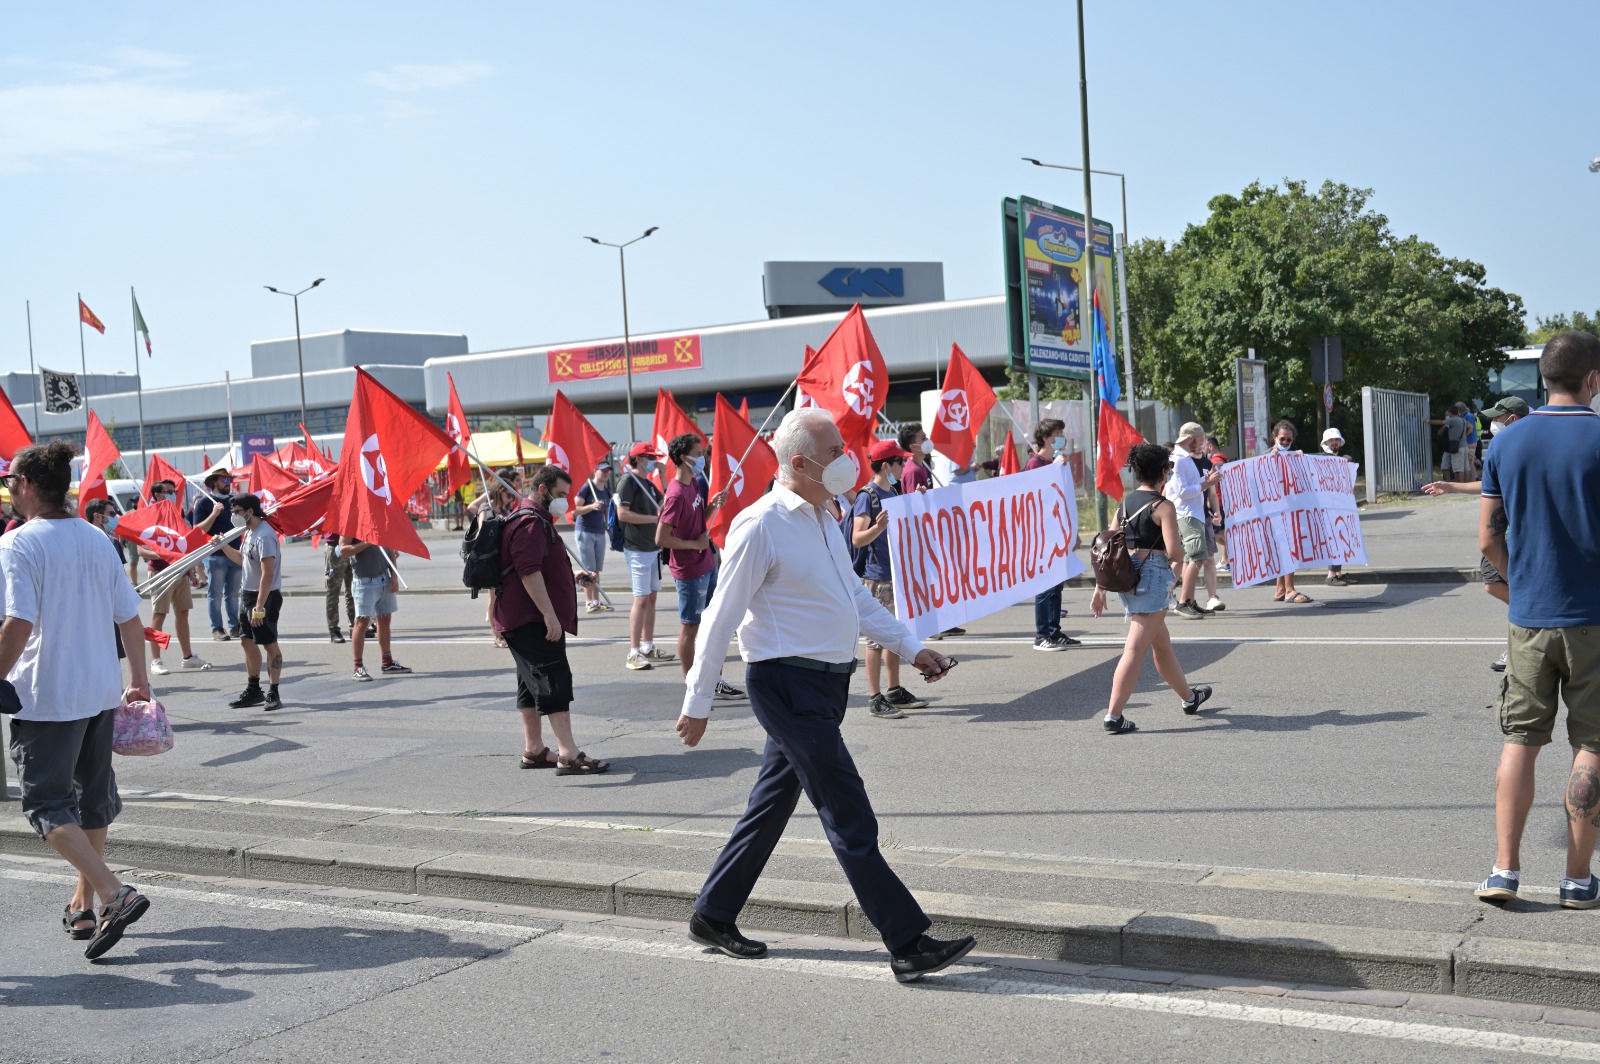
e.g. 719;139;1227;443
1025;454;1050;471
900;459;933;494
491;502;578;636
660;479;715;580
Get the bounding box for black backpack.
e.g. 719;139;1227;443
461;508;539;599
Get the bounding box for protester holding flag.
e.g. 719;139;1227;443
135;483;211;676
323;533;356;644
617;443;672;672
655;433;741;700
214;493;284;711
851;439;928;720
571;463;614;614
1026;419;1081;652
190;470;242;642
339;537;410;681
1089;443;1214;734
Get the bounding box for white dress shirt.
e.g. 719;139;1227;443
1164;445;1205;520
682;482;926;719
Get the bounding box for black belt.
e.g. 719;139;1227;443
768;655;857;675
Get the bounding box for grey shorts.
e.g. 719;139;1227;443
1480;555;1505;584
8;709;122;839
576;531;607;574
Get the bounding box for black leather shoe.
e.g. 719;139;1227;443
329;629;345;644
688;912;767;959
890;934;977;983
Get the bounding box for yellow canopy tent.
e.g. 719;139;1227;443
435;430;547;470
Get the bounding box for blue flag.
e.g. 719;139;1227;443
1092;292;1120;407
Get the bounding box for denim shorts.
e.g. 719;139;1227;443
354;573;397;618
576;531;607;574
675;571;714;625
1119;554;1175;615
626;549;661;596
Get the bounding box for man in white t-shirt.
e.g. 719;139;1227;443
1165;422;1220;620
0;441;152;960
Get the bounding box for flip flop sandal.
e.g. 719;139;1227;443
1287;592;1314;604
62;906;96;941
556;752;610;776
84;885;150;961
1272;591;1287;602
520;747;558;769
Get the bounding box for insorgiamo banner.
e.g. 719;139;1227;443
1216;452;1367;589
882;462;1085;639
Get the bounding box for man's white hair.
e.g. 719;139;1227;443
772;407;836;484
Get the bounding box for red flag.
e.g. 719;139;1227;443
443;373;473;494
248;453;303;513
139;453;187;506
79;411;119;505
265;474;336;539
271;439;328;478
513;418;526;467
738;397;750;422
841;424;874;492
113;499;199;564
929;343;998;469
323;368;455;558
300;423;337;472
794;305;887;443
143;627;171;650
0;385;33;472
543;391;611;495
79;298;106;335
202;452;213;469
999;437;1022;477
1096;400;1143;501
707;394;779;548
652;389;706;457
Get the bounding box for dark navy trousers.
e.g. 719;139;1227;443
695;660;931;952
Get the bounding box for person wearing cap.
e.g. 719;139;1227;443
190;468;241;642
212;492;284;711
851;438;929;719
656;432;742;700
572;462;614;615
1165;422;1221;620
617;442;674;672
1423;395;1530;670
1320;428;1356;586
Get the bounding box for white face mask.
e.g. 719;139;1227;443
1489;419;1504;436
919;438;933;454
547;497;568;518
1322;443;1340;454
802;452;857;495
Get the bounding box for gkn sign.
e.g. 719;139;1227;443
818;267;905;299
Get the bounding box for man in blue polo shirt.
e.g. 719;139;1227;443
1475;331;1600;910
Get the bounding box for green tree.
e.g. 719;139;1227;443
1127;180;1525;439
1529;310;1600;344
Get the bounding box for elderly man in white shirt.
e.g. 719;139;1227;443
1165;422;1220;620
674;408;973;983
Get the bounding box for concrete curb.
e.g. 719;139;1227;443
4;822;1593;1008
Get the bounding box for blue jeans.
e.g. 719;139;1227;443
1034;582;1063;639
206;554;242;633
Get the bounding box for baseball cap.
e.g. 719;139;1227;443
1322;428;1344;444
1482;396;1530;419
868;439;911;462
1176;422;1207;443
627;442;661;460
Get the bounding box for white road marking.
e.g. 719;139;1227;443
0;864;1587;1059
269;635;1505;648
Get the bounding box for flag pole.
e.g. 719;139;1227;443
733;377;797;472
77;292;91;422
25;300;40;435
130;287;147;474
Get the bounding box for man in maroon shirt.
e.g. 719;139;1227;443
898;423;935;494
492;465;609;776
656;433;744;700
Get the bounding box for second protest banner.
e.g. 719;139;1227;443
1215;451;1366;588
883;462;1085;640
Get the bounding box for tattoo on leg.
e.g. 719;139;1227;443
270;654;284;672
1567;768;1600;824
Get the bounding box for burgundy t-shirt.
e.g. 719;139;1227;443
1025;454;1050;471
660;479;715;580
491;502;578;636
900;460;933;494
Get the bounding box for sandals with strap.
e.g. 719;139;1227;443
556;751;610;776
520;746;558;770
83;884;150;961
62;905;96;940
1285;592;1313;604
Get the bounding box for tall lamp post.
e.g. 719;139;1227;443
584;228;658;442
1024;157;1138;430
264;278;326;431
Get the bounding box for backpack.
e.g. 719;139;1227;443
461;507;538;599
605;495;626;552
846;485;886;577
1089;498;1159;593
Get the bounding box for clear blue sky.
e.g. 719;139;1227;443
4;0;1596;390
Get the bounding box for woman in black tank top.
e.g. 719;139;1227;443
1087;443;1214;734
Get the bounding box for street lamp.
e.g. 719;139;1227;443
1590;157;1600;173
1024;157;1138;429
584;228;659;441
264;278;326;431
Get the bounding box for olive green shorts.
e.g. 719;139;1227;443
1497;624;1600;751
1177;516;1208;563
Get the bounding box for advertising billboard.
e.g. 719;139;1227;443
1235;358;1270;459
546;334;703;384
1013;196;1117;382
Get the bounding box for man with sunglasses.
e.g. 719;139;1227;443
189;469;241;642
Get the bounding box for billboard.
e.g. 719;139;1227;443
1011;196;1117;382
546;334;703;384
1235;358;1270;459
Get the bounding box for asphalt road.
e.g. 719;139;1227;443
5;862;1597;1064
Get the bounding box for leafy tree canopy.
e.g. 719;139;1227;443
1529;310;1599;344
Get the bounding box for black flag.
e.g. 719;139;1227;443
40;367;82;413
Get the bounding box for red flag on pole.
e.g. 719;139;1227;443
542;391;611;494
323;368;455;558
139;453;188;506
928;343;998;469
1095;400;1144;501
248;453;303;513
113;499;199;565
794;305;887;443
79;411;119;505
513;418;526;468
265;475;336;539
737;397;750;422
999;437;1022;477
79;298;106;335
443;373;473;494
652;389;705;456
299;423;336;473
707;394;779;548
0;386;32;473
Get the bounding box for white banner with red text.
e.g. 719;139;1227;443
882;462;1085;639
1216;452;1365;589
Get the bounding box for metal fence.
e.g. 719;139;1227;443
1361;386;1433;503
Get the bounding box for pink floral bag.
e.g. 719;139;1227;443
112;699;174;757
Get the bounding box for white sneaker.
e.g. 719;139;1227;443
181;655;212;670
150;658;169;676
625;651;652;671
1204;597;1226;612
585;602;601;613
